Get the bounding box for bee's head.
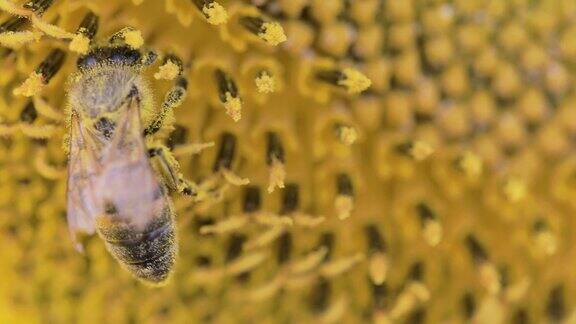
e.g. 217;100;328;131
76;45;142;70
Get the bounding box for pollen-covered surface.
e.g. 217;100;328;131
1;0;576;323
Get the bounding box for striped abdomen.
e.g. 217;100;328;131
97;206;177;284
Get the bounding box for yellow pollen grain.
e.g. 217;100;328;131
69;33;90;54
422;220;442;247
223;92;242;122
154;60;181;80
255;72;276;93
259;22;287;46
203;3;228;25
502;177;526;202
13;72;44;97
409;141;434;161
459;151;483;177
267;157;286;193
335;194;354;220
536;231;558;256
337;125;358;145
338;68;372;94
123;29;144;49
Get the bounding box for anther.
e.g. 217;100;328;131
191;0;228;25
214;69;242;122
547;284;565;322
280;183;299;214
239;15;286;46
19;101;37;124
365;224;388;285
69;11;98;54
461;292;475;320
465;234;488;264
309;278;330;313
317;232;335;262
335;173;354;220
13;48;66;97
276;231;292;265
315;67;371;94
396;140;434;161
416;202;442;246
213;132;236;172
532;219;557;255
266;132;286;193
242;185;261;213
22;0;54;15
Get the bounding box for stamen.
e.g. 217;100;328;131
416;202;442;246
335;173;354;220
255;70;275;93
239;15;286;46
266;132;286;193
13;49;65;97
316;67;372;94
215;69;242;121
69;11;98;54
191;0;228;25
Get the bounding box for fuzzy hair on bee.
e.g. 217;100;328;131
63;23;194;285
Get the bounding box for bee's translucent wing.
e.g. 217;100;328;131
96;93;167;231
66;112;103;252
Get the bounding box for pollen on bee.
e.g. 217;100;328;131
457;151;483;178
121;28;144;49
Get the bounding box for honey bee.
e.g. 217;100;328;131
64;19;194;284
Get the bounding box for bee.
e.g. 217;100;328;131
63;15;195;285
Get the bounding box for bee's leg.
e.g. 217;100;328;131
143;73;188;136
13;48;66;97
147;144;202;198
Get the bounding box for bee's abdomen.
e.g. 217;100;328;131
98;210;177;284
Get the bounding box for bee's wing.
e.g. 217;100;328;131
66;112;104;252
96;93;167;231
